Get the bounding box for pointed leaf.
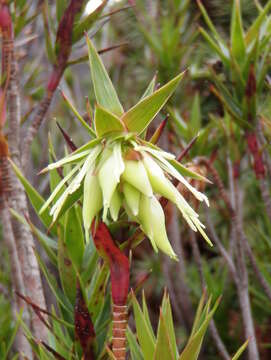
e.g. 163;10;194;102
94;104;125;137
126;327;144;360
154;311;175;360
131;292;156;360
122;71;186;134
58;228;77;304
72;1;107;43
9;159;56;233
140;73;157;100
61;90;95;136
245;0;271;45
199;27;229;65
179;297;220;360
232;340;249;360
86;36;124;116
10;209;58;266
64;206;84;270
161;294;178;358
35;250;72;312
231;0;246;64
190;93;201;136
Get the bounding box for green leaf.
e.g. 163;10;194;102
61;91;95;136
190;93;201;136
42;3;55;64
231;0;246;64
56;0;69;22
154;311;175;360
51;184;83;225
48;133;63;193
86;36;124;117
122;71;186;134
126;327;144;360
179;296;220;360
72;1;107;43
199;27;229;66
168;159;210;183
197;1;230;64
88;263;109;323
132;292;156;360
245;0;271;45
232;340;249;360
161;293;178;358
142;292;155;342
140;73;157;100
94;104;125;137
35;249;72;312
58;228;77;304
9;159;56;233
64;205;84;270
3;309;23;358
10;208;58;266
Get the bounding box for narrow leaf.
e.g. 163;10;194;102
140;73;157;100
9;159;55;233
86;36;124;116
61;90;95;136
231;0;246;64
131;292;156;360
232;340;249;360
64;206;84;270
94;104;125;137
122;71;186;134
154;311;175;360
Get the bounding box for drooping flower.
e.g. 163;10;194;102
40;36;211;260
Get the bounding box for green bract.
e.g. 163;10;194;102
40;37;211;259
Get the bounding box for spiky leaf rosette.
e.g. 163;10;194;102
40;36;211;260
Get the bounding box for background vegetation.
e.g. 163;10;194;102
1;0;271;359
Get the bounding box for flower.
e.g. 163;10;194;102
40;37;211;260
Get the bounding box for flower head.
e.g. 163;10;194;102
40;37;211;260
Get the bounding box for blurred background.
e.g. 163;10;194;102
1;0;271;359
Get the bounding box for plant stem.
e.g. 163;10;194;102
112;304;128;360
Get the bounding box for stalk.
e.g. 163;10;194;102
92;222;130;360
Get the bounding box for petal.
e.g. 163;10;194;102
143;147;209;205
41;149;90;173
138;194;157;252
98;143;125;221
122;160;153;197
149;196;177;260
109;188;122;221
83;170;103;241
40;161;83;214
123;182;140;216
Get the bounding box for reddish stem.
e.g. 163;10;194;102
92;222;129;360
245;130;266;179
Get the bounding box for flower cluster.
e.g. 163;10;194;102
40;37;211;260
40;133;210;259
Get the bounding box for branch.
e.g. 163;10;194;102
22;0;85;169
0;2;48;342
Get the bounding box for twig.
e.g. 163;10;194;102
199;158;259;360
22;0;85;169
